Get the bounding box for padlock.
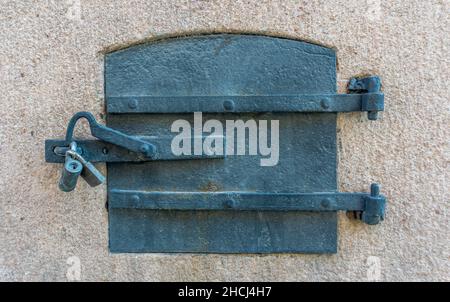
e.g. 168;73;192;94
66;150;105;187
58;156;83;192
80;160;105;187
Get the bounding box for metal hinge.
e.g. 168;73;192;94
110;183;386;225
106;76;384;120
348;76;384;120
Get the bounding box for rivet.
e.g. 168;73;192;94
131;195;140;203
140;144;149;152
128;99;138;109
321;198;332;208
140;144;156;158
321;98;330;109
224;199;236;208
223;100;235;111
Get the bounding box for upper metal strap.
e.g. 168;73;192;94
107;93;384;116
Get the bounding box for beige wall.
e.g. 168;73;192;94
0;0;448;281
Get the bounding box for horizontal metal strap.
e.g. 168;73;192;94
106;94;384;114
45;137;224;163
108;190;370;212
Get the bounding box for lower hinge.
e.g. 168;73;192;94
108;183;387;225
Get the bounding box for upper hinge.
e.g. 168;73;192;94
105;75;385;120
348;76;384;120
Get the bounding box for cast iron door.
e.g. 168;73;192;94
105;34;338;253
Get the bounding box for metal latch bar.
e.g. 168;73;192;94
45;138;225;163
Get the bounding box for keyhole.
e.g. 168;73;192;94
69;161;81;172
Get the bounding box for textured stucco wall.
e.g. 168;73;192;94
0;0;448;281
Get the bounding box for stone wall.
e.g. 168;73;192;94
0;0;448;281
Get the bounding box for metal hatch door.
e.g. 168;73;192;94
105;34;338;253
